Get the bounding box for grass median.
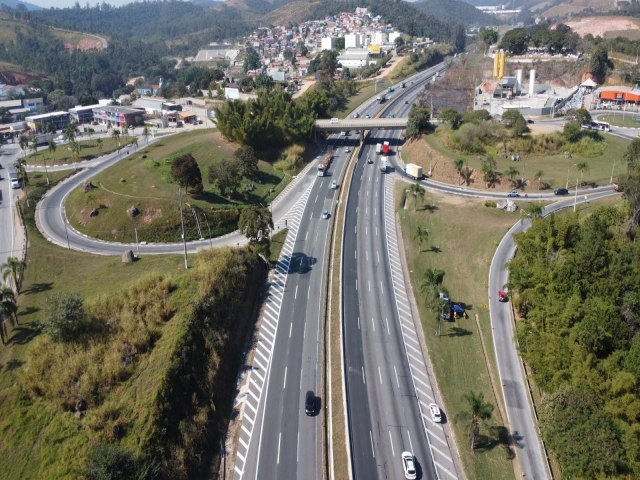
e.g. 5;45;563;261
397;187;519;479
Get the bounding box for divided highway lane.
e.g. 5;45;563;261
343;140;437;480
0;145;20;272
234;135;351;480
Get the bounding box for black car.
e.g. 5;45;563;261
554;187;569;195
305;390;317;416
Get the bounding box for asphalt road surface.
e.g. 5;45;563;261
0;144;21;272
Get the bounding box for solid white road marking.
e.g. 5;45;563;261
277;432;282;464
371;316;375;332
389;430;395;456
394;365;400;389
370;430;375;458
362;366;366;384
385;317;390;335
297;431;300;463
358;316;360;329
408;429;414;456
295;285;298;299
378;365;382;384
377;251;380;264
289;322;293;338
283;367;287;388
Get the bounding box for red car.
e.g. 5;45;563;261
498;291;508;302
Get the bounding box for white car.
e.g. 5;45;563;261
344;147;350;153
330;180;338;189
401;451;417;480
429;403;442;423
321;210;330;219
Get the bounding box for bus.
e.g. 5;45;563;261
591;120;611;132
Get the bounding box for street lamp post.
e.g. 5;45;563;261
610;160;616;184
573;175;579;212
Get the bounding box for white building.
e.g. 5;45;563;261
389;31;402;45
345;33;363;49
372;31;388;45
321;36;336;51
338;48;374;68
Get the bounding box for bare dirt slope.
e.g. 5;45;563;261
565;15;640;37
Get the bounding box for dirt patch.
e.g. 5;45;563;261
565;16;640;38
141;207;163;225
0;69;47;85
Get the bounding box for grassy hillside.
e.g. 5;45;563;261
413;0;501;27
0;12;103;49
0;230;266;479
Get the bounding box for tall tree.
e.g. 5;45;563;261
171;153;203;193
0;285;18;326
414;226;429;252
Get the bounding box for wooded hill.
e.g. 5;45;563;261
509;204;640;477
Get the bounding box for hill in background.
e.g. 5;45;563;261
413;0;501;27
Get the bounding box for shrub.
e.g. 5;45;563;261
84;443;137;480
484;201;497;208
42;293;86;342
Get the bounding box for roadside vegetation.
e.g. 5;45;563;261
0;169;285;479
64;129;290;243
403;109;628;191
507;140;640;478
397;187;517;479
22;134;135;166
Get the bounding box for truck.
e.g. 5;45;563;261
380;158;387;173
382;141;390;155
401;82;406;88
376;93;386;103
405;163;423;180
317;148;333;177
387;86;394;93
376;143;382;154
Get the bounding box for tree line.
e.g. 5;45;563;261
508;139;640;477
499;22;580;55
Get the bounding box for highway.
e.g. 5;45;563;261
233;64;448;480
342;67;459;480
237;134;347;480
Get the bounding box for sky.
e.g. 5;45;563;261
28;0;138;7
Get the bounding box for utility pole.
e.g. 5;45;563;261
178;189;189;269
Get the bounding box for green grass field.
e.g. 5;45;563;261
398;187;519;479
26;136;135;166
403;130;630;191
598;112;640;129
64;129;291;243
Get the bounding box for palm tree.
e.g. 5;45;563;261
0;301;9;344
0;285;18;326
29;133;38;162
142;126;150;144
414;226;429;252
534;170;544;183
1;256;26;293
44;140;56;185
96;138;104;156
464;390;494;449
13;156;28;203
70;141;81;171
131;136;138;151
576;162;589;187
407;183;426;211
505;166;519;185
111;128;121;148
63;122;78;144
454;158;464;184
18;134;28;158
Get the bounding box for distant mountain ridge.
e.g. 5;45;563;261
0;0;41;10
413;0;501;27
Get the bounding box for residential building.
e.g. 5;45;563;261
345;33;363;49
321;36;336;51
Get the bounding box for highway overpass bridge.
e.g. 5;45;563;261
314;117;408;131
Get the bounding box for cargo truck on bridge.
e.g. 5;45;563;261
317;148;333;176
